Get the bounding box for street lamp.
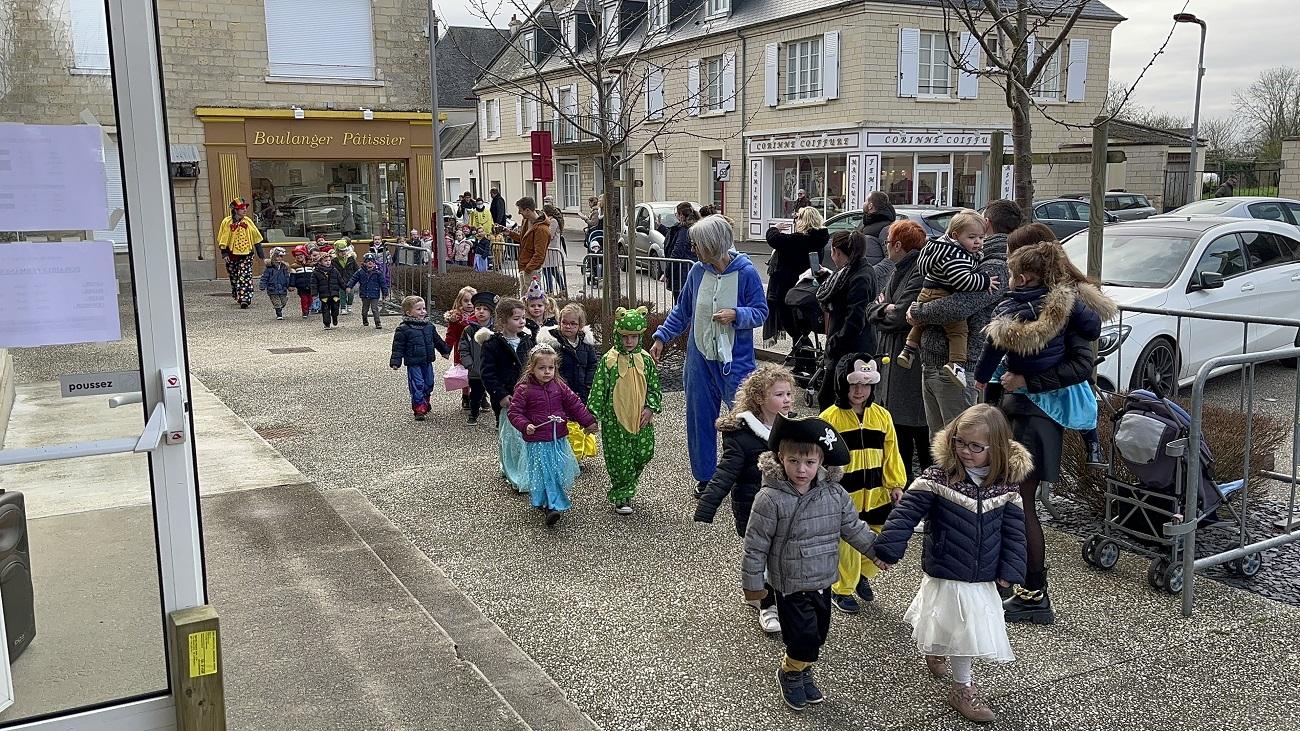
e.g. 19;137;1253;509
1174;12;1207;207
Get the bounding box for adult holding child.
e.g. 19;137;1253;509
650;215;768;497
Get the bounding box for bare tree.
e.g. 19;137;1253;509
1102;80;1187;130
452;0;753;305
1233;66;1300;161
1198;116;1244;159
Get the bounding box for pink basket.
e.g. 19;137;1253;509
443;364;469;391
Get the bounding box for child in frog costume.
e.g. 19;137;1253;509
589;307;663;515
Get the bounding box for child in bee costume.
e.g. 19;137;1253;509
588;307;663;514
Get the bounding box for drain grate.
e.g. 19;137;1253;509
268;347;316;354
255;425;300;440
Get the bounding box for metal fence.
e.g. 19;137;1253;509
578;253;695;314
379;241;432;310
1163;160;1283;211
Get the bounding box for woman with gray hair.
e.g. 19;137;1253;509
650;215;768;496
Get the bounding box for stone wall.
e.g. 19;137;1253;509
1280;138;1300;200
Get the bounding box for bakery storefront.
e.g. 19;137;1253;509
198;108;436;272
745;129;1012;238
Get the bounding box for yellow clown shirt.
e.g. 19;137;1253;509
217;215;265;256
819;402;908;524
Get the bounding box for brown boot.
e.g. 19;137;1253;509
947;683;996;723
925;655;948;679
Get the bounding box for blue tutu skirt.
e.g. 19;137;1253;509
498;411;530;493
993;363;1097;431
523;438;579;512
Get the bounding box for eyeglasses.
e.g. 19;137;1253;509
951;436;988;454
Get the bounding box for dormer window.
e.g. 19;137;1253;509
649;0;668;31
705;0;729;19
601;3;619;43
561;15;575;48
522;30;536;62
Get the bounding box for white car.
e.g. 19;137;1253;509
618;201;701;278
1157;196;1300;228
1061;217;1300;396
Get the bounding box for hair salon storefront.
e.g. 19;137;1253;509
198;108;436;275
744;128;1013;237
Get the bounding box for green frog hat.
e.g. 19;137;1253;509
613;306;649;351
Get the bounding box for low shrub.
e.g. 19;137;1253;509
566;296;687;354
424;268;520;311
1053;394;1290;516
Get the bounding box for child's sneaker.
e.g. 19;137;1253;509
832;593;861;614
776;668;807;712
276;314;284;320
467;413;479;425
302;313;309;319
925;655;948;679
895;347;916;369
614;502;634;515
692;481;708;500
947;683;996;723
943;362;966;386
856;577;875;603
1085;441;1107;468
545;509;563;526
758;606;781;633
802;667;824;705
375;323;382;330
323;325;331;330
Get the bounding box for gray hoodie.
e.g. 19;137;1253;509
908;232;1009;369
742;453;877;594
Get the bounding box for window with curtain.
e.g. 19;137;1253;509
918;31;953;96
1032;44;1062;99
560;163;580;208
706;0;730;18
263;0;375;80
783;37;821;102
704;55;724;112
69;0;111;72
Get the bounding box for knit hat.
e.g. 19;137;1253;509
523;277;546;302
332;239;350;252
613;306;648;335
768;414;851;467
833;353;880;409
471;291;500;309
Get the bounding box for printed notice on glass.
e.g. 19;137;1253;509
0;124;109;232
0;242;121;347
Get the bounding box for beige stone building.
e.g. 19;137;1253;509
3;0;452;279
474;0;1124;241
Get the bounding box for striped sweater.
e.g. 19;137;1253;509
917;235;991;293
819;403;908;524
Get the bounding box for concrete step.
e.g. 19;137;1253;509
324;488;603;731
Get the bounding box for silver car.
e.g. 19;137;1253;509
618;201;701;277
824;205;959;238
1158;196;1300;228
1066;192;1158;221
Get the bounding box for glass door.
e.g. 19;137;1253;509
915;164;953;206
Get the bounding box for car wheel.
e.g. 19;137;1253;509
648;249;662;279
1129;337;1180;397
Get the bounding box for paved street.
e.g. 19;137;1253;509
179;279;1300;730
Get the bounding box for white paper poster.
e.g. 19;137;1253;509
0;124;110;233
0;242;122;347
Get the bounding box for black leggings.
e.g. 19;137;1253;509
320;297;340;326
1018;479;1047;590
468;378;487;420
895;424;932;485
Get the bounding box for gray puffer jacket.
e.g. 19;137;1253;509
743;453;877;594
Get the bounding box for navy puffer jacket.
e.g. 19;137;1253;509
694;411;770;537
869;422;1032;584
389;318;452;368
348;267;390;300
975;282;1116;383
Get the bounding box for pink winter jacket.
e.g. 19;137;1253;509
508;377;597;442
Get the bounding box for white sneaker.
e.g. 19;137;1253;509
914;519;927;534
614;503;634;515
758;606;781;633
943;362;967;387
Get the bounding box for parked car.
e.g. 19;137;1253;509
274;193;376;238
1158;196;1300;228
618;201;701;278
1061;217;1300;396
1064;192;1158;221
824;205;959;238
1033;198;1119;239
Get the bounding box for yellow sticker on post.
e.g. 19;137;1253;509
188;630;218;678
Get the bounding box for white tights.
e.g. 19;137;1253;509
949;656;974;685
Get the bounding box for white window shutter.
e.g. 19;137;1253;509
898;28;920;98
688;60;701;116
1066;38;1089;102
515;97;524;136
764;43;779;107
491;101;501;140
821;32;840;100
1026;35;1037;75
722;51;737;112
479;100;489;140
530;98;541;129
647;66;665;120
611;80;622;123
957;31;980;99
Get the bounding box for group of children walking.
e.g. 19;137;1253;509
257;237;392;329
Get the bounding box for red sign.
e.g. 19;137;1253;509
530;130;554;183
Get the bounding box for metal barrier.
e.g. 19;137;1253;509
1101;305;1300;616
379;242;432;309
579;253;695;314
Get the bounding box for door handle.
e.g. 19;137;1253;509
1240;282;1256;292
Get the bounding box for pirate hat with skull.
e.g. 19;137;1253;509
768;413;851;467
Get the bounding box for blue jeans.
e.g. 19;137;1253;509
406;363;434;408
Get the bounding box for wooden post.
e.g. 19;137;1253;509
1087;116;1108;282
987;131;1005;204
624;167;637;308
168;605;226;731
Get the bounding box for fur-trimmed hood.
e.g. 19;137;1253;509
757;451;844;489
929;420;1033;486
474;327;495;344
983;282;1116;355
536;324;595;349
716;410;771;437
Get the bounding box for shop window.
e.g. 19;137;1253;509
882;154;917;206
69;0;111;72
264;0;375;80
952;153;986;209
772;155;845;219
250;160;408;240
704;55;725;112
783;37;821;102
560;162;580;209
918;31;953;96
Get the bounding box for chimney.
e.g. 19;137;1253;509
509;14;522;37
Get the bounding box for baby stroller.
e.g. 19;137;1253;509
582;226;604;287
782;274;825;407
1081;389;1262;593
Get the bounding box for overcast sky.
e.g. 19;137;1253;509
436;0;1291;123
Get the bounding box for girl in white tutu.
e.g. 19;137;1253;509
507;343;599;526
867;404;1031;723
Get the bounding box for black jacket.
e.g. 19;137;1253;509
477;329;537;407
289;266;314;294
859;210;894;242
490;195;508;227
664;223;697;294
694;411;770;537
312;265;347;298
389;319;452;368
865;250;926;427
765;227;830;291
536;325;598;402
822;259;876;364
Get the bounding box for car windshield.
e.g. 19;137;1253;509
826;213;860;232
924;211;957;231
1174;199;1238;215
1063;231;1196;288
